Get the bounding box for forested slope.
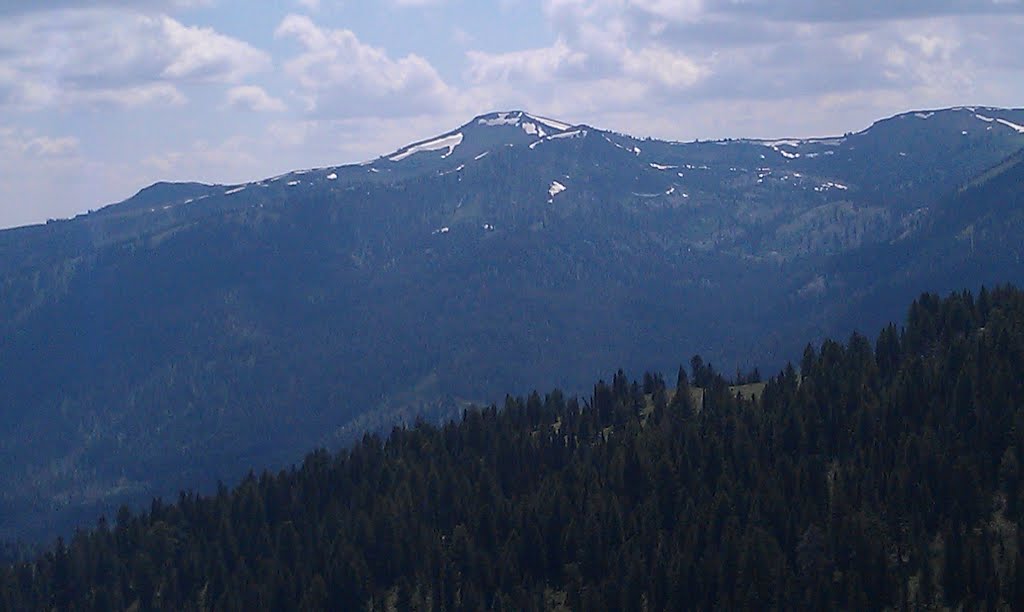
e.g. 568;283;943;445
3;287;1024;610
3;108;1024;544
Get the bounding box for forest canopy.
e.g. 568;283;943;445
3;286;1024;610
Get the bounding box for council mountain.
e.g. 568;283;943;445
2;107;1024;541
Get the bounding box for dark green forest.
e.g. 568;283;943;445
4;286;1024;610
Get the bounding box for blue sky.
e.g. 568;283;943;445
1;0;1023;228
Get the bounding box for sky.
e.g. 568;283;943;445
1;0;1023;229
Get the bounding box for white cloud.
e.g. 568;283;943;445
0;127;92;227
0;127;80;158
74;83;189;108
466;40;587;83
275;14;458;118
465;4;710;115
0;8;269;110
460;0;1024;129
225;85;287;112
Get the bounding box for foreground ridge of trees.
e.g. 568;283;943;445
4;286;1024;610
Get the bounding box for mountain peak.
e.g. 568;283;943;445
378;110;579;167
469;110;575;134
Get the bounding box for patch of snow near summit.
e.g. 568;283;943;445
914;112;934;120
650;162;677;170
521;121;547;138
390;132;464;162
996;118;1024;134
763;141;801;159
530;129;586;149
478;111;571;133
525;113;572;131
287;180;299;186
326;173;337;180
478;113;519;126
549;181;567;198
474;151;489;160
974;113;1024;133
224;186;245;195
549;129;586;141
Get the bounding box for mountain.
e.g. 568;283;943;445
4;287;1024;609
1;106;1023;542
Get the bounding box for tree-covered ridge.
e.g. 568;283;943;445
4;286;1024;610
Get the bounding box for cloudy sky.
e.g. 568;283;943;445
1;0;1022;228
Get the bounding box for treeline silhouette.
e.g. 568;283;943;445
3;286;1024;610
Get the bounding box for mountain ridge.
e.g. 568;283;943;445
47;104;1024;227
1;104;1024;542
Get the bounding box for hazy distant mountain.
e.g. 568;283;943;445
1;106;1023;541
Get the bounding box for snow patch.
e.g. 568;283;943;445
287;180;299;186
390;132;464;162
548;180;567;198
665;187;675;195
432;226;450;235
478;112;519;126
326;173;338;180
649;162;677;170
474;151;489;160
524;113;572;131
996;118;1024;134
224;186;245;195
814;181;848;192
632;146;641;156
764;141;800;159
482;223;495;231
914;112;934;120
605;136;626;151
477;111;572;133
530;129;586;149
521;122;547;138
